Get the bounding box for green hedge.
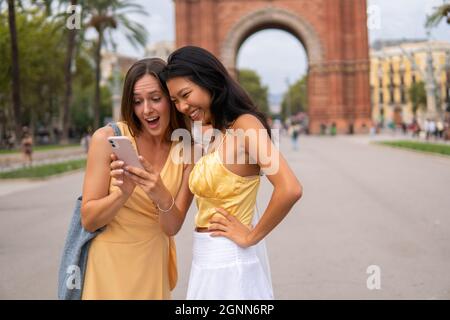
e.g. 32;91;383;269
0;159;86;179
0;144;80;155
376;140;450;156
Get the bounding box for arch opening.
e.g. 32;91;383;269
221;7;324;72
237;29;308;117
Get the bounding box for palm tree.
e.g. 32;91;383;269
85;0;148;129
31;0;79;144
7;0;22;145
61;0;80;144
425;2;450;28
281;76;308;120
409;81;427;117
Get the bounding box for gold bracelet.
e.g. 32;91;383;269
157;194;175;213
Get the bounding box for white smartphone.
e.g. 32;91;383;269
107;136;144;169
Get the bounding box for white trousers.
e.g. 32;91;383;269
186;231;274;300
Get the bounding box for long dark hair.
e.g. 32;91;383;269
121;58;187;140
160;46;271;137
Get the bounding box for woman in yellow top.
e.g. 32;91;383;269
80;58;193;299
162;46;303;299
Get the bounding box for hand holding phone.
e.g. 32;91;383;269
107;136;144;170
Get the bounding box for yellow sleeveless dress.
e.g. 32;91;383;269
82;122;182;300
186;130;273;299
189;131;260;228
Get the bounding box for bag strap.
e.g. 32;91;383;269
108;122;122;136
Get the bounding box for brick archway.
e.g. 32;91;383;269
220;7;324;73
175;0;372;134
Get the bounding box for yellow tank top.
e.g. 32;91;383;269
189;131;260;228
82;121;182;299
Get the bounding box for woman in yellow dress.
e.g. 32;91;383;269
80;58;193;299
162;46;303;299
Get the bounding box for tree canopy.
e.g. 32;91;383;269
238;68;270;116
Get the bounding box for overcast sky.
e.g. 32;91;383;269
112;0;450;95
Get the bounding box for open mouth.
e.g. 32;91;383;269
145;116;160;128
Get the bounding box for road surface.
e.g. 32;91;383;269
1;135;449;299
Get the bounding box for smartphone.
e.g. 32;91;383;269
107;136;144;169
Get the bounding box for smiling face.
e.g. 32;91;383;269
166;77;212;125
132;74;171;138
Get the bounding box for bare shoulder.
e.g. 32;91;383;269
87;126;116;159
91;125;115;144
232;114;266;131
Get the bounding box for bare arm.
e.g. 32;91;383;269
210;114;303;247
156;162;194;236
80;126;135;232
124;144;196;236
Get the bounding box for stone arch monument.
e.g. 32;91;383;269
174;0;371;134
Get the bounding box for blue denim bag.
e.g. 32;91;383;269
57;122;121;299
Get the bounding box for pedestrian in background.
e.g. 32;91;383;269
436;120;444;139
20;126;33;167
290;122;300;150
428;119;437;141
330;122;337;136
80;128;93;153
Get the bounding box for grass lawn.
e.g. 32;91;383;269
0;144;80;155
375;140;450;156
0;159;86;179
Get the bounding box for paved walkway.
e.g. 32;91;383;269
1;135;449;299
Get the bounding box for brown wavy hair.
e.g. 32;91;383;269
121;58;187;141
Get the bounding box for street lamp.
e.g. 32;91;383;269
446;51;450;112
399;33;440;122
399;60;406;104
377;61;383;83
285;77;291;121
399;60;406;83
377;61;385;127
424;31;438;121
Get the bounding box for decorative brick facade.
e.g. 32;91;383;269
174;0;372;134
